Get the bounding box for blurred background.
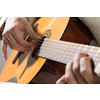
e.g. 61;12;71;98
0;17;12;73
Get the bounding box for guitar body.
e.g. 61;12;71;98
0;17;70;84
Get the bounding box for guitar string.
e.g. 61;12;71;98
36;39;100;63
66;44;77;63
37;41;100;60
36;38;100;64
37;39;99;57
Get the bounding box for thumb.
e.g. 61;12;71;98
56;75;66;84
24;23;41;40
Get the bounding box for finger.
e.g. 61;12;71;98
65;62;78;84
5;32;31;52
1;39;7;61
24;23;41;39
80;57;95;83
56;75;66;84
2;34;12;49
11;27;34;48
73;53;88;84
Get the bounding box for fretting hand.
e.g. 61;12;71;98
56;52;100;84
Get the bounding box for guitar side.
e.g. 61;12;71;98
0;17;70;84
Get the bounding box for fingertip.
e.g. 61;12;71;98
3;55;7;61
38;36;42;39
34;34;42;40
56;75;66;84
3;57;6;61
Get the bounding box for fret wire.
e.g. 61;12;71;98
46;39;57;59
42;40;69;51
53;40;67;60
83;45;88;53
77;44;82;53
49;40;58;59
66;44;77;63
61;43;74;63
69;44;83;62
51;41;64;60
93;48;100;61
52;42;67;61
94;58;100;62
56;42;70;61
40;39;55;58
57;42;69;62
40;39;66;60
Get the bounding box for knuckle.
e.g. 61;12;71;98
10;27;14;32
2;33;5;37
3;31;8;35
73;62;79;73
80;67;87;75
80;57;87;64
67;62;73;66
80;57;87;75
74;52;83;60
17;39;23;44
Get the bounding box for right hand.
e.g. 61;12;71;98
1;17;41;61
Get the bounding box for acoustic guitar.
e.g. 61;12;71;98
0;17;96;84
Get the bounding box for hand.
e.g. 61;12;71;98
1;17;41;61
56;52;100;84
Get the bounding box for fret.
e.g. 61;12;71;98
76;44;82;53
68;44;83;62
93;48;100;61
89;53;97;58
83;45;88;53
89;46;98;53
52;41;66;61
48;40;58;59
78;45;86;52
56;42;69;62
60;43;74;63
66;44;77;63
94;58;100;62
37;38;100;66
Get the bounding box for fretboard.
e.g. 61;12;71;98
36;38;100;75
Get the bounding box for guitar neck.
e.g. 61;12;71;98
36;38;100;65
36;38;100;74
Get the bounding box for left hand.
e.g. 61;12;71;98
56;52;100;84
